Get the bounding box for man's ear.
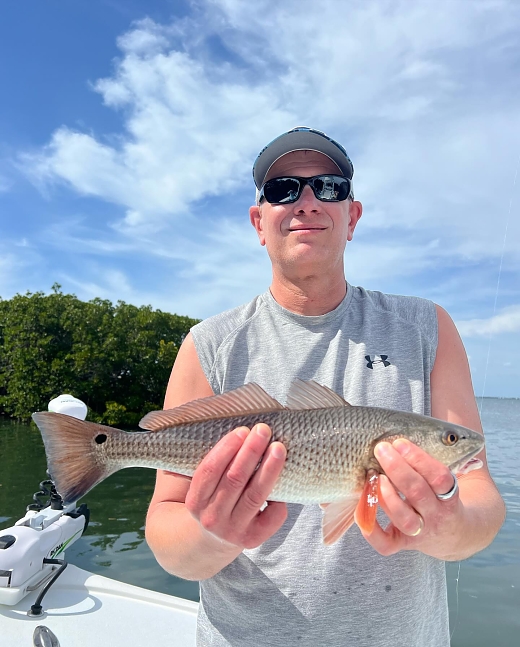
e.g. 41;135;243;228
347;201;363;241
249;205;266;246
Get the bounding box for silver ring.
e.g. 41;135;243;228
436;472;459;501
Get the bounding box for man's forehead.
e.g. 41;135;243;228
265;150;342;181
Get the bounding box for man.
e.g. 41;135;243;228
146;127;505;646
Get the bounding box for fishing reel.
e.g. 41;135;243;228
0;394;90;611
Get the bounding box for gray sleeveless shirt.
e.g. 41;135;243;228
190;284;449;647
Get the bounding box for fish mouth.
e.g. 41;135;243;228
449;448;484;475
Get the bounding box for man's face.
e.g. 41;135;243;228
249;150;362;275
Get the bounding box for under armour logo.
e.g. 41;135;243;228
365;355;391;369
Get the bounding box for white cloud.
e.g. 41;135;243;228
19;1;520;229
456;305;520;337
116;17;171;56
13;0;520;325
210;0;517;122
63;268;134;302
21;19;294;233
4;203;266;317
35;215;273;318
344;237;442;284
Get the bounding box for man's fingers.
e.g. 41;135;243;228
186;423;288;548
359;480;416;556
377;475;425;538
243;501;288;549
392;439;457;498
359;516;404;557
214;424;275;512
231;440;287;523
186;426;250;515
374;441;452;515
371;441;463;553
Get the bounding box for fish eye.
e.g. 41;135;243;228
442;431;458;446
95;434;107;444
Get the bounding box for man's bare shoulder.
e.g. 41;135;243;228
164;332;214;409
431;304;483;431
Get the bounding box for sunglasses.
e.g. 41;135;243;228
258;175;353;204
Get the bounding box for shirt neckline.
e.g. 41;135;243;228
262;282;354;325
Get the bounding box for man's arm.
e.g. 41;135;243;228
361;305;505;560
145;333;287;581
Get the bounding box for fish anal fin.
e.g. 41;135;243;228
286;379;352;410
354;471;380;534
321;494;360;545
139;383;284;431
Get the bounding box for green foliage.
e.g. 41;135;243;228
0;285;199;424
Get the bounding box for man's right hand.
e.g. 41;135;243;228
185;423;287;550
146;333;289;580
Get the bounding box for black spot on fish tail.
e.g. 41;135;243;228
31;412;120;505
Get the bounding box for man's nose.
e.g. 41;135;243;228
293;184;320;212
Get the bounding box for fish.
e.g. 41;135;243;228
32;379;485;545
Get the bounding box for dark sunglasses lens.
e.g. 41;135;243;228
263;178;301;203
312;176;350;201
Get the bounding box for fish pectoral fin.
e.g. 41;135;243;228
286;379;352;410
321;495;360;545
354;471;380;534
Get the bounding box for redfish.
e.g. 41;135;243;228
32;380;484;544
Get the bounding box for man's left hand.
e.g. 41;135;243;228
361;438;465;558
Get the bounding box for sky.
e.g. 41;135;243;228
0;0;519;398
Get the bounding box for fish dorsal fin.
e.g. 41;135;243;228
285;379;351;410
139;383;285;431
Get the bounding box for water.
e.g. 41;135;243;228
445;398;520;645
1;398;518;645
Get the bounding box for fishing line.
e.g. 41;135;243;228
450;561;462;642
451;151;519;644
478;152;519;416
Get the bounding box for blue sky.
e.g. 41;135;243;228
1;0;519;398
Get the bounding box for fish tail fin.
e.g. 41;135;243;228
32;412;120;505
354;471;380;534
321;495;359;545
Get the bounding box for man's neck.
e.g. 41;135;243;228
269;271;348;316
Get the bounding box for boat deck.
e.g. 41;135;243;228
1;564;198;646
